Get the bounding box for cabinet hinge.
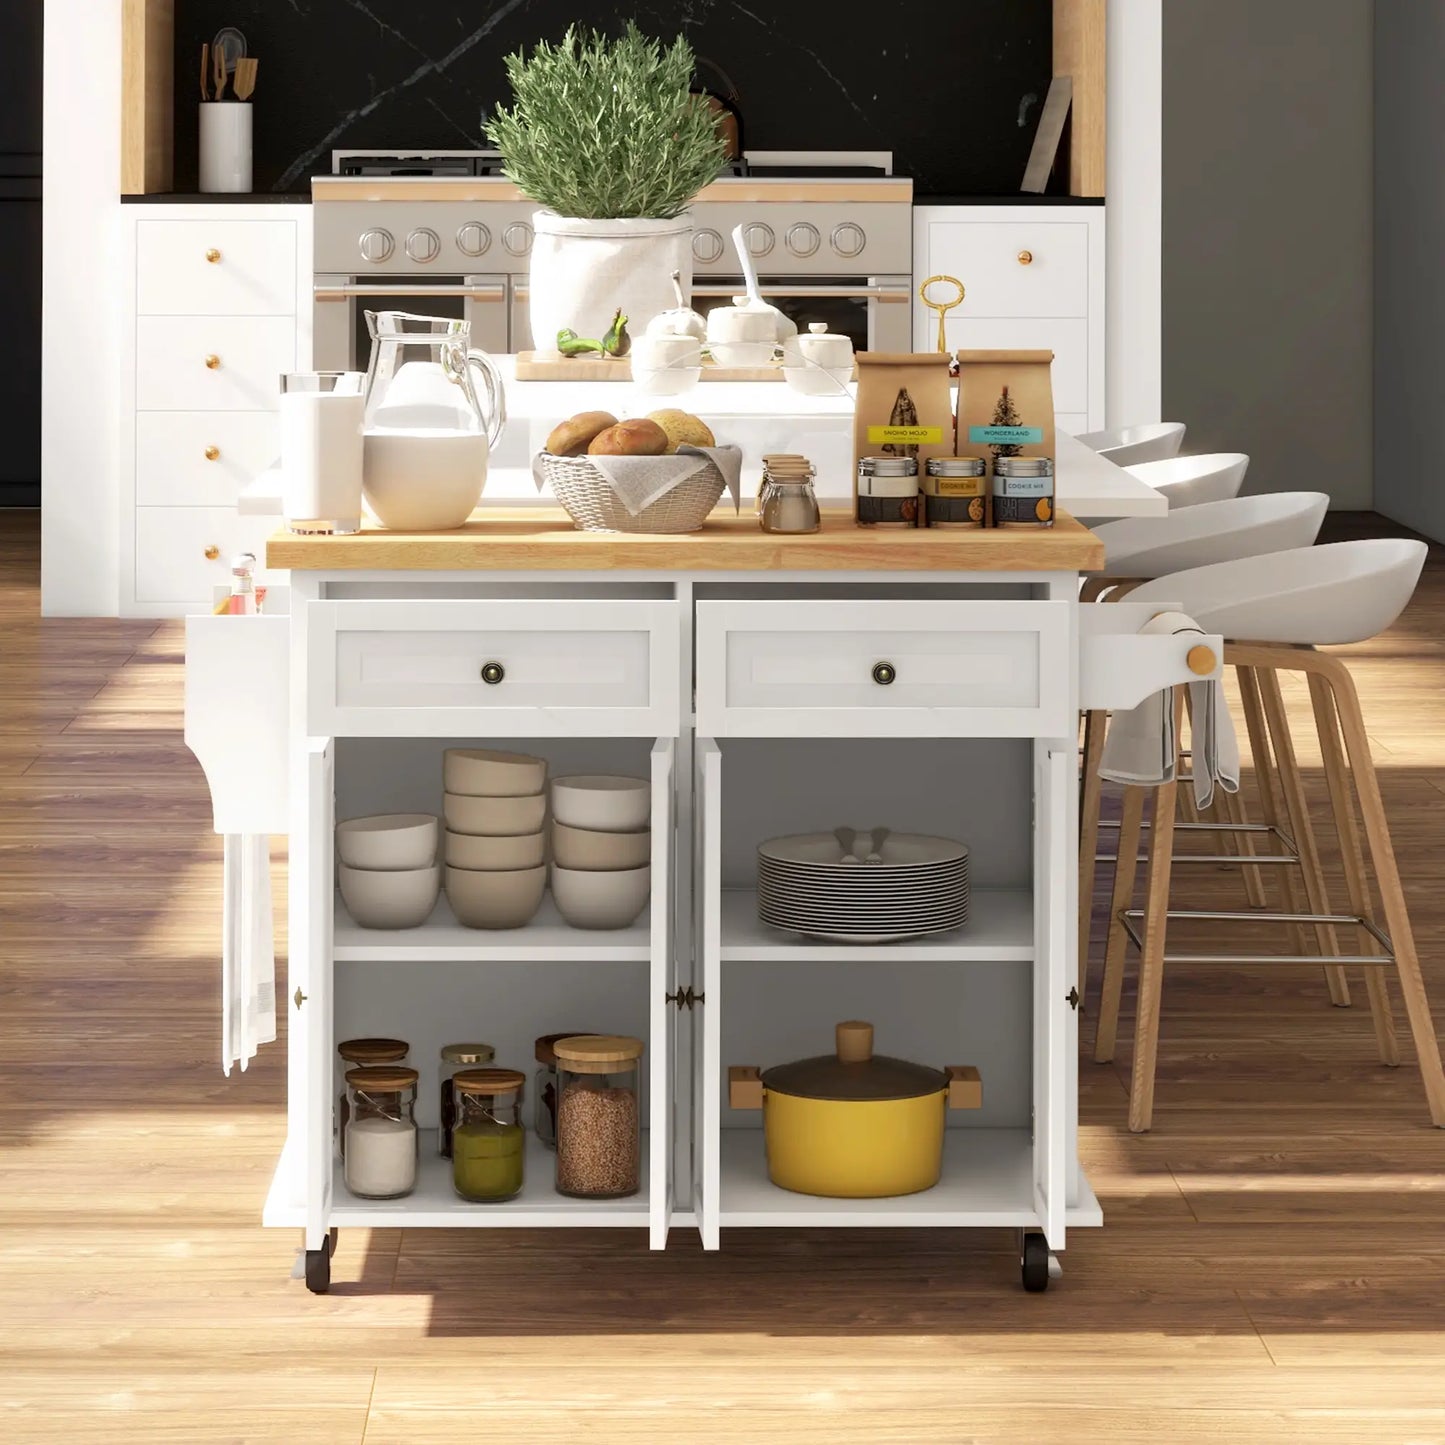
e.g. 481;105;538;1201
1066;986;1080;1012
665;986;705;1011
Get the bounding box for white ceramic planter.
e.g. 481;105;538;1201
527;212;693;354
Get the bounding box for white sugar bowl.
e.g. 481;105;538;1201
782;322;856;397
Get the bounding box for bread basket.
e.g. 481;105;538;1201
538;453;728;534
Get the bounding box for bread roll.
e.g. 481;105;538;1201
587;418;669;457
545;411;618;457
646;409;716;454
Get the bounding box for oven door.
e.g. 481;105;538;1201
313;275;511;371
690;277;912;353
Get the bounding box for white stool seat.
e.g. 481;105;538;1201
1128;539;1427;646
1126;453;1250;509
1092;492;1328;578
1075;422;1187;466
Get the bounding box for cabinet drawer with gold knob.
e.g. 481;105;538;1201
136;414;280;505
915;219;1088;319
137;219;298;316
136;317;297;412
135;507;280;607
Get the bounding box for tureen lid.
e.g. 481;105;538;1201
760;1021;945;1102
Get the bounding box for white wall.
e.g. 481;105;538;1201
42;0;122;614
1162;0;1374;507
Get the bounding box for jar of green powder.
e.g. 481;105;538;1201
450;1068;527;1203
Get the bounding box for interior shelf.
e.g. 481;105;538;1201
333;893;651;962
719;887;1034;962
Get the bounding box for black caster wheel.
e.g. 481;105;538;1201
1021;1231;1051;1292
329;1226;339;1256
305;1238;332;1294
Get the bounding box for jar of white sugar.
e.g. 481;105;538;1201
342;1066;419;1200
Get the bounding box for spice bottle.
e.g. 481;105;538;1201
438;1041;496;1157
553;1035;644;1199
534;1032;582;1150
342;1066;419;1200
923;457;988;528
335;1038;409;1160
856;456;919;528
450;1068;527;1203
992;456;1055;528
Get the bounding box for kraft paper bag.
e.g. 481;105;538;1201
853;353;955;508
954;350;1056;467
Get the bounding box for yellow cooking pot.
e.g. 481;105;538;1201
729;1021;982;1198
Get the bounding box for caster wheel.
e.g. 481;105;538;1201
305;1243;331;1294
329;1226;339;1256
1021;1231;1050;1292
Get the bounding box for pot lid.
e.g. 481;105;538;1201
761;1021;945;1102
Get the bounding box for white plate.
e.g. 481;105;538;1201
757;881;968;903
760;919;972;944
757;871;968;893
758;833;969;869
758;906;970;929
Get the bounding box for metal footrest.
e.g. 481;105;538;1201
1117;907;1396;966
1096;819;1299;867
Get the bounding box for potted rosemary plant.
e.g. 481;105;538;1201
488;23;726;355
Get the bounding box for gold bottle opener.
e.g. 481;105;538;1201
919;274;965;354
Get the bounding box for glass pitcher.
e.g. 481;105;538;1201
360;311;507;531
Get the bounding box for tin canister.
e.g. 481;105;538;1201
857;456;920;528
923;457;988;528
991;456;1055;528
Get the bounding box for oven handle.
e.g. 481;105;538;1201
314;282;508;302
689;283;912;301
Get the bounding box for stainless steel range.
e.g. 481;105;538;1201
311;150;913;367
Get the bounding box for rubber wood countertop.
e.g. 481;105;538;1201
268;509;1103;573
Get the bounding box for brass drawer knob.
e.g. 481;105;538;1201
204;445;221;462
1017;250;1034;265
871;661;897;686
204;354;221;370
206;248;222;264
480;661;505;685
203;545;220;561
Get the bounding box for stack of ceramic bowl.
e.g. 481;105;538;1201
756;831;970;944
443;750;548;929
550;775;652;929
336;814;440;929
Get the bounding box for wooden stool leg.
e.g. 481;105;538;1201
1258;669;1351;1007
1094;783;1145;1064
1079;709;1107;999
1322;660;1445;1127
1308;672;1399;1067
1129;775;1179;1134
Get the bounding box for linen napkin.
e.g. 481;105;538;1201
222;833;277;1076
1098;611;1240;810
537;444;743;517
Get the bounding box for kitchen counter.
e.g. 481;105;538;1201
267;507;1104;573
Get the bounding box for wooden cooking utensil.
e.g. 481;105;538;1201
919;274;966;355
200;43;210;101
213;45;227;101
234;58;258;102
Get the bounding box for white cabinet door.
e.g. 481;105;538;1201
136;316;298;412
920;220;1090;319
1032;743;1069;1250
694;738;722;1251
134;507;283;605
136;412;280;505
137;218;298;316
302;737;336;1251
648;737;678;1250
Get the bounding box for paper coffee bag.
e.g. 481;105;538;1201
954;350;1056;466
853;353;955;511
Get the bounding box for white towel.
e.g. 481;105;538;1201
222;833;277;1076
1098;611;1239;809
536;444;743;517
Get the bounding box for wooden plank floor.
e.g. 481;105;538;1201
2;507;1444;1443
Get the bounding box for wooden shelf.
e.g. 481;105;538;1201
333;892;650;962
719;887;1034;962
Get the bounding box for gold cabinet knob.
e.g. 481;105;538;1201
204;354;221;370
206;248;222;264
204;445;221;462
1017;250;1033;265
203;545;220;561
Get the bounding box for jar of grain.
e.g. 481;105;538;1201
342;1066;419;1200
335;1038;410;1160
437;1041;496;1157
533;1032;583;1150
553;1035;644;1199
450;1068;527;1203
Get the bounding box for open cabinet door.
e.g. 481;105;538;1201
302;738;335;1253
648;738;677;1250
694;739;722;1250
1032;742;1069;1250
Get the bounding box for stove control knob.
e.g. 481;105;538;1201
357;228;395;265
503;221;534;256
743;222;775;258
693;227;724;264
456;222;492;257
406;227;441;264
831;222;866;259
786;222;820;258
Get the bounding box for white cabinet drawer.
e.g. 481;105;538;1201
1079;603;1224;710
945;317;1089;413
137;219;297;316
136;316;296;412
696;599;1072;738
308;599;681;737
136;412;280;505
135;507;283;605
921;220;1090;318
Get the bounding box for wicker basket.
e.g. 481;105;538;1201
538;453;728;534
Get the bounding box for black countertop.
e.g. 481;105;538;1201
121;192;311;204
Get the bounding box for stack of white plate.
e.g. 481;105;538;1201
756;832;970;944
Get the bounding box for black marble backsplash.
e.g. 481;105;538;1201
173;1;1052;197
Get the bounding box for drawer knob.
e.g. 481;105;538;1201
480;661;505;685
1187;644;1218;677
206;248;222;264
204;354;221;370
871;661;897;686
203;545;220;561
1017;250;1034;265
204;445;221;462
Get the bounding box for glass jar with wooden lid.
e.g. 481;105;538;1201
342;1066;419;1200
553;1035;644;1199
450;1068;527;1202
437;1041;496;1158
533;1032;583;1149
335;1038;410;1159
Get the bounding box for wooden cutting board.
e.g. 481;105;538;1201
514;351;787;383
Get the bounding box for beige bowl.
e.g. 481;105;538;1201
443;748;547;798
444;791;547;837
551;775;651;833
335;813;438;871
339;862;440;930
445;829;545;871
551;863;651;930
552;820;650;871
446;864;546;930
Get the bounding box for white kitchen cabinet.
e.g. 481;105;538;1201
134;506;284;605
135;412;281;506
137;218;299;316
913;205;1106;432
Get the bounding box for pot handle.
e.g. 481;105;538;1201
946;1065;983;1110
729;1066;764;1110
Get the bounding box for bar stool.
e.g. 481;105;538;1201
1075;421;1187;466
1093;539;1445;1132
1079;494;1332;995
1127;453;1251;510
